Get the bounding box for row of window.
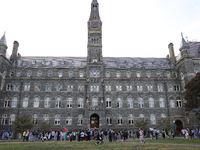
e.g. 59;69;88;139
6;83;181;92
9;70;178;79
1;113;164;125
4;97;182;108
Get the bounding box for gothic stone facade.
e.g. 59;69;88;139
0;0;200;131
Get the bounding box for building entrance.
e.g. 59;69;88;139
90;114;99;128
175;120;183;134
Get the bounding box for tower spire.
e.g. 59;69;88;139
89;0;101;21
180;32;189;48
0;32;7;47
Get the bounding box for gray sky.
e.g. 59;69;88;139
0;0;200;58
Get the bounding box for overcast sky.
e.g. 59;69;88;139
0;0;200;58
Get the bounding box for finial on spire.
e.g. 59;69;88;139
181;32;183;37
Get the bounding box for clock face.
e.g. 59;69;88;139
91;21;99;28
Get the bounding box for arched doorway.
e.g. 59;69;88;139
90;114;99;128
175;120;183;134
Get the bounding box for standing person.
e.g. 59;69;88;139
162;129;165;139
32;130;36;142
60;130;63;141
181;128;186;140
133;130;136;139
196;128;199;139
154;128;158;140
108;129;112;142
171;128;175;139
150;130;153;139
87;129;90;141
139;128;145;144
35;130;38;142
23;131;26;142
123;130;126;141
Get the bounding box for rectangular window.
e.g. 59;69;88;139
4;100;11;107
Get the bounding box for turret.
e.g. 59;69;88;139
0;32;8;57
179;33;191;58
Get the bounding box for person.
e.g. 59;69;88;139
168;129;171;139
23;131;26;142
162;129;165;139
60;130;63;141
196;128;199;139
94;130;100;145
87;129;90;141
171;128;175;139
108;129;112;142
181;128;186;140
139;128;145;144
150;130;153;139
133;130;136;139
154;129;158;140
26;130;29;141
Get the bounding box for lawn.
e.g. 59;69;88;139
0;141;199;150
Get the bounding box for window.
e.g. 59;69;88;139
66;118;72;125
1;114;8;125
106;72;110;78
106;117;112;125
147;85;153;92
9;114;15;125
13;84;20;91
174;85;180;91
146;72;151;78
35;83;41;91
92;98;98;106
22;97;28;108
105;85;111;92
56;97;62;108
24;84;30;91
38;72;42;77
33;97;39;108
138;98;144;108
166;72;170;78
32;60;36;65
118;114;123;125
168;85;173;92
137;85;143;92
17;72;21;77
139;114;144;118
44;114;49;122
6;84;13;91
106;98;112;108
10;71;14;77
58;72;62;78
55;115;61;125
136;72;141;78
67;85;73;92
156;72;161;78
56;84;62;91
69;72;73;77
127;85;132;92
161;113;166;118
126;72;131;78
159;97;165;107
170;97;175;107
158;85;163;92
44;97;50;108
4;99;10;107
46;84;52;91
27;72;32;77
117;97;122;108
48;72;52;77
116;72;121;78
173;72;177;78
67;98;72;108
127;98;133;108
33;114;37;125
78;98;84;108
129;114;134;125
91;85;99;92
77;114;83;125
79;72;84;78
149;98;154;108
181;72;185;89
176;97;182;107
90;70;100;78
116;85;122;92
93;59;98;63
78;85;84;91
12;97;17;108
150;114;156;124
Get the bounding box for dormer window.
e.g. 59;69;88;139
32;60;36;65
173;72;177;78
126;72;131;78
156;72;161;78
38;72;42;77
93;59;98;63
48;72;52;77
136;72;141;78
79;72;84;78
166;72;170;78
61;60;65;65
106;72;110;78
27;71;31;77
42;60;45;65
116;72;121;78
58;72;62;78
146;71;151;78
17;72;21;77
69;72;73;78
10;71;14;77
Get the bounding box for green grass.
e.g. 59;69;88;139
129;138;200;145
0;141;199;150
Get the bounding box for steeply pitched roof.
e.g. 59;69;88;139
180;34;189;48
0;32;7;47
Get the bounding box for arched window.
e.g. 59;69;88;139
46;83;52;91
66;117;72;125
106;115;112;125
91;38;93;44
1;114;8;125
106;98;112;108
136;72;141;78
33;97;39;108
92;98;98;106
44;114;49;122
48;72;52;77
176;97;182;107
149;98;154;108
56;97;61;108
127;85;132;91
67;85;73;92
67;98;72;108
169;97;175;107
150;114;156;124
147;85;153;92
12;97;18;108
9;114;15;125
127;98;133;108
35;83;41;91
78;114;83;125
117;97;122;108
116;72;121;78
137;85;143;92
4;98;10;107
159;97;165;108
24;84;30;91
105;85;111;92
161;113;166;118
78;84;84;91
129;114;134;125
33;114;37;124
22;97;28;108
157;85;163;92
138;98;144;108
78;98;84;108
146;71;151;78
118;114;123;125
57;84;62;91
44;97;50;108
54;114;61;125
139;114;144;118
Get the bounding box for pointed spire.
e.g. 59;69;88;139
180;32;189;48
89;0;101;21
92;0;98;3
0;32;7;47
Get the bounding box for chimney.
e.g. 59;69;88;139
168;43;175;58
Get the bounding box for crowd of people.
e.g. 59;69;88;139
0;127;199;143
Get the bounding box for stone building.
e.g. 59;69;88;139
0;0;200;133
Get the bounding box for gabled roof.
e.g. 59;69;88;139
0;32;7;47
